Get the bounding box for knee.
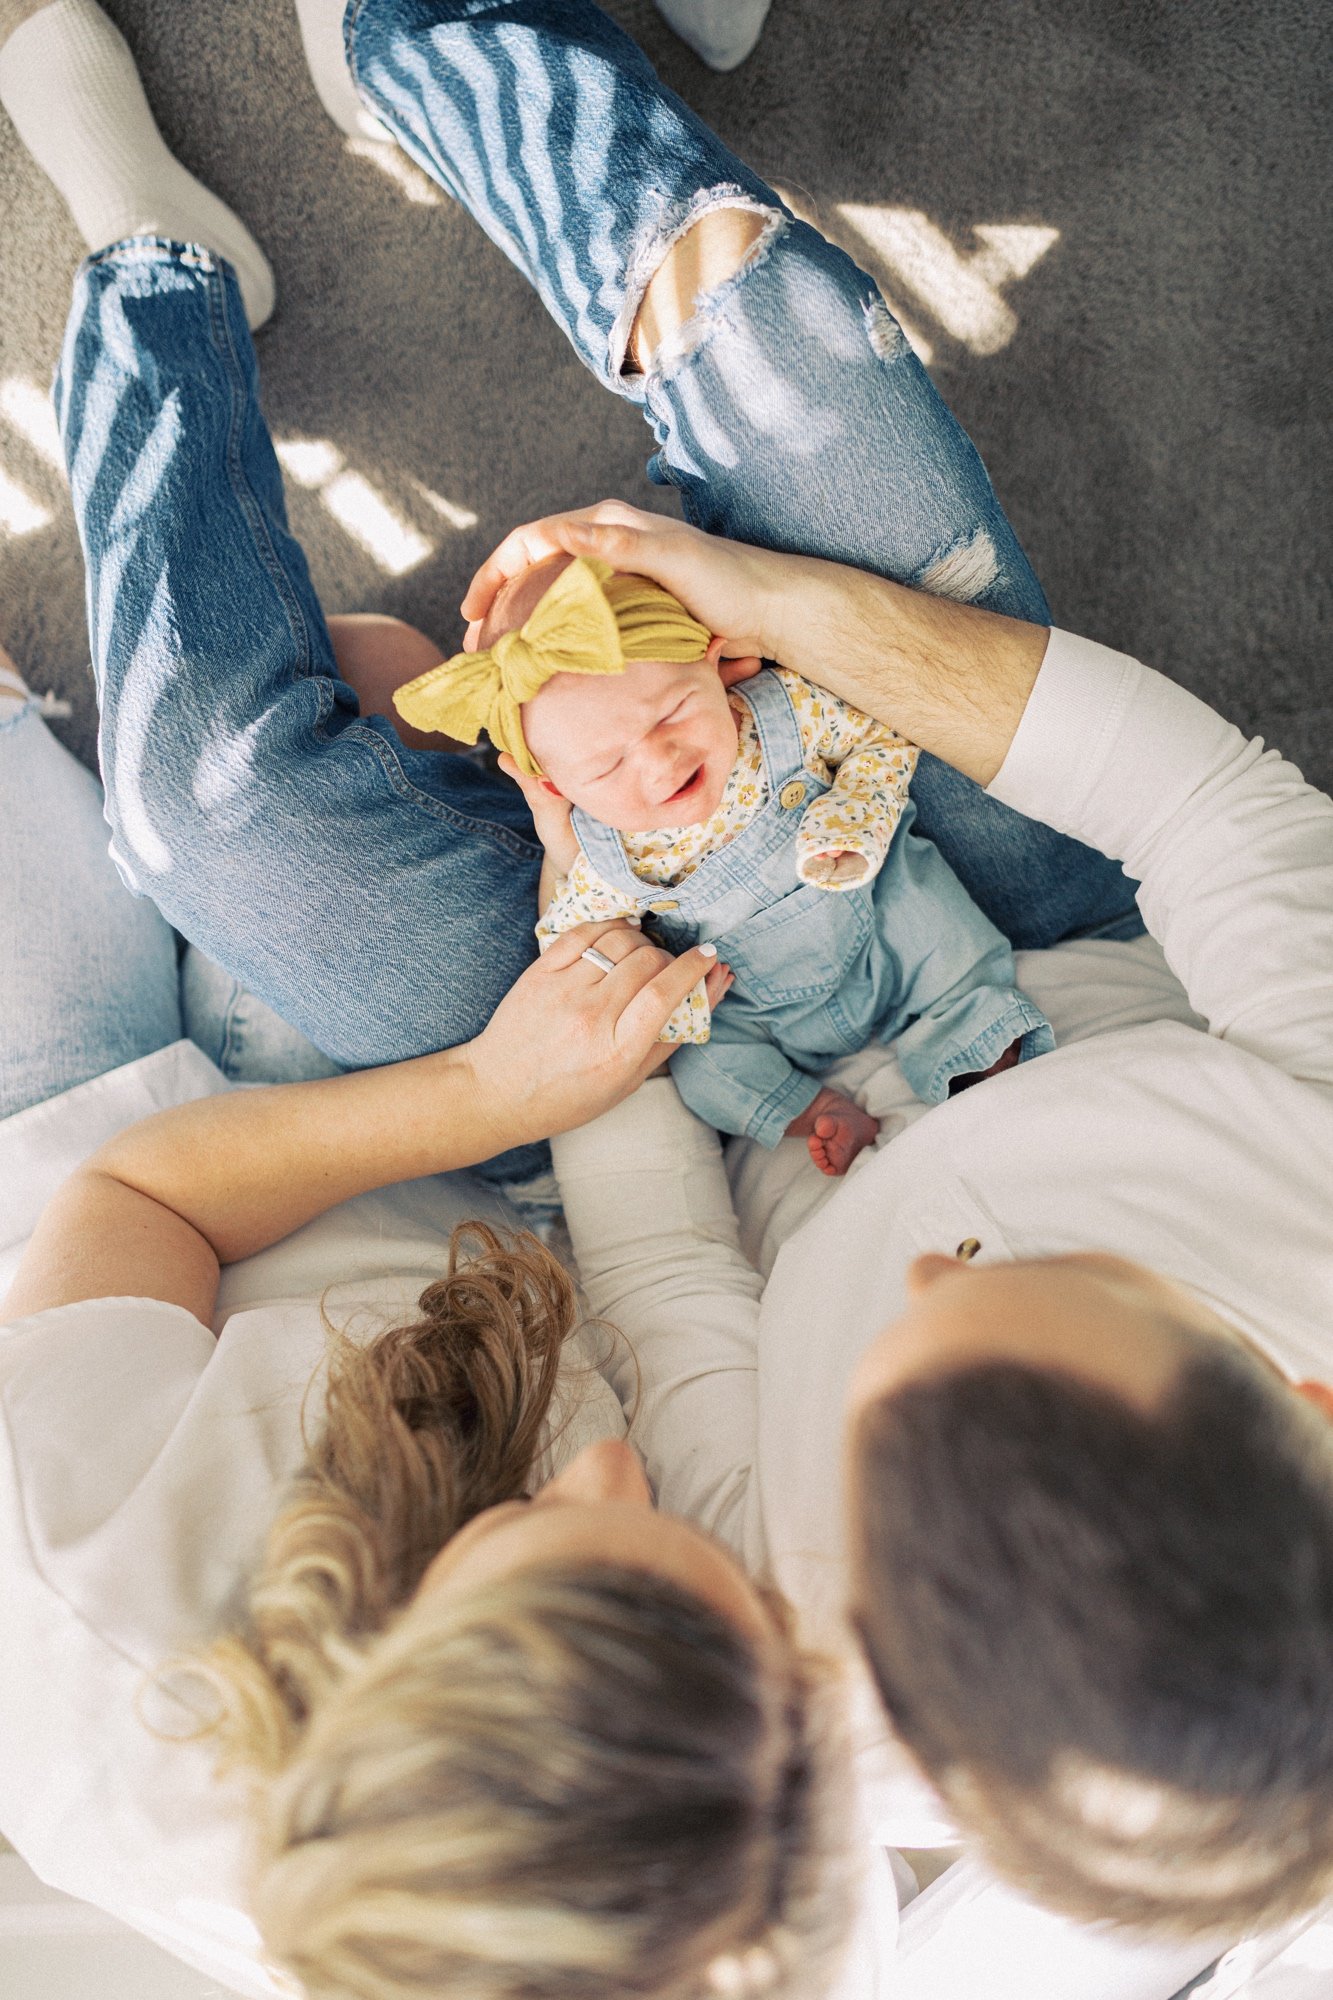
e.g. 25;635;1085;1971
627;204;775;373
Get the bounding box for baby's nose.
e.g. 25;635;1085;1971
649;731;688;782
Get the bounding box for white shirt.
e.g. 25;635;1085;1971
0;1042;625;1995
551;630;1333;1998
2;629;1328;1999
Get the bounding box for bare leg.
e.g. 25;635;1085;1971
326;612;469;754
628;206;770;373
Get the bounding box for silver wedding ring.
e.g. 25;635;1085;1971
581;946;618;974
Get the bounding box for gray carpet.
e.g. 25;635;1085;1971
1;0;1329;785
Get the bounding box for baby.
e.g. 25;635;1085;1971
396;556;1053;1176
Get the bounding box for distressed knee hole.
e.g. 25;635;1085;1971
625;199;780;376
918;528;1001;604
864;296;908;363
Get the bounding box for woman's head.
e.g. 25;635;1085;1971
255;1566;848;2000
197;1227;852;2000
846;1252;1333;1935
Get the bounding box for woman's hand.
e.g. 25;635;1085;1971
461;501;801;668
464;920;721;1148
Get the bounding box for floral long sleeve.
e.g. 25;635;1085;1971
779;673;918;891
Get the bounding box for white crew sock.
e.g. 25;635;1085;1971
653;0;773;72
293;0;384;140
0;0;275;327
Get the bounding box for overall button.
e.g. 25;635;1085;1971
649;900;680;913
779;779;807;811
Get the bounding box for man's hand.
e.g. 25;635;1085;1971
497;752;580;877
463;500;1051;788
462;501;795;667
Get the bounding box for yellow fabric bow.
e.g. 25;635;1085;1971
392;557;711;775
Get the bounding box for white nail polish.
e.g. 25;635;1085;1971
700;943;718;958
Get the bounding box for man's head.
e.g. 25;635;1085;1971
479;555;740;832
846;1252;1333;1936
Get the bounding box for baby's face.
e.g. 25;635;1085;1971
524;655;739;831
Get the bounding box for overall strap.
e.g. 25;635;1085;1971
737;667;811;789
570;802;642;893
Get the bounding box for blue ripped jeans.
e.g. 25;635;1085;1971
55;0;1139;1160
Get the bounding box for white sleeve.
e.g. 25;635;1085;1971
989;630;1333;1084
0;1297;287;1993
551;1080;764;1565
891;1860;1218;2000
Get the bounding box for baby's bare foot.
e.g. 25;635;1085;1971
787;1086;879;1177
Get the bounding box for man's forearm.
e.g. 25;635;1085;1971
769;559;1050;788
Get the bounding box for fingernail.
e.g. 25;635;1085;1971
626;914;642;927
699;942;718;958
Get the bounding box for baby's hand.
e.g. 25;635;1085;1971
645;959;733;1073
801;848;870;889
703;956;734;1012
498;752;579;877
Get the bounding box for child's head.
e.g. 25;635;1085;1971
473;556;736;832
389;552;738;833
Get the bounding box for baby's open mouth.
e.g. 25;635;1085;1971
666;764;705;806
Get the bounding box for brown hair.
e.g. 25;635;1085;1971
190;1225;853;1998
850;1345;1333;1935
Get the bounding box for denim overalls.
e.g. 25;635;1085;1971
573;671;1054;1147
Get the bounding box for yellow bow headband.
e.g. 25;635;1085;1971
392;557;712;776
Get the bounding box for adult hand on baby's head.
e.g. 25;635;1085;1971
466;921;721;1147
461;500;795;669
498;752;579;877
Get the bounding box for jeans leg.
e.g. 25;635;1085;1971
640;224;1141;947
346;0;776;390
56;238;545;1174
348;0;1139;948
0;700;181;1119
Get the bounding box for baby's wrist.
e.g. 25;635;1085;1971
796;844;872;889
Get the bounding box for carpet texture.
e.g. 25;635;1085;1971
1;0;1328;783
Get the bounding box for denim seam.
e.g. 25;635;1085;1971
339;721;542;859
744;1063;823;1146
201;254;334;720
920;1000;1054;1104
80;234;222;276
344;0;369;79
823;988;869;1055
